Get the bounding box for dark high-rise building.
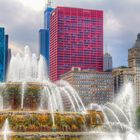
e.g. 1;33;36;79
50;7;103;81
39;6;53;72
0;27;8;82
104;52;113;71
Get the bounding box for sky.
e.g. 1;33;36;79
0;0;140;67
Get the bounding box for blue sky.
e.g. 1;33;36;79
0;0;140;68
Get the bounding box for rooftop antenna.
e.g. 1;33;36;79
45;0;53;8
106;44;108;53
104;43;108;54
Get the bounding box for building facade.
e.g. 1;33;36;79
113;67;135;95
61;67;113;106
0;28;8;82
104;52;113;71
128;33;140;106
50;7;103;81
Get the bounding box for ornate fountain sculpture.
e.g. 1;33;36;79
0;46;138;140
0;46;104;139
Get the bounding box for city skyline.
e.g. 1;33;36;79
0;0;140;67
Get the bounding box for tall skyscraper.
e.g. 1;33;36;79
39;6;53;72
50;7;103;81
39;29;49;66
104;52;113;71
44;7;54;29
0;27;8;82
128;33;140;106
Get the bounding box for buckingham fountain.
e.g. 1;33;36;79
0;46;139;140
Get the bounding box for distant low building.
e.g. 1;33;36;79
61;67;114;106
104;52;113;71
113;66;135;95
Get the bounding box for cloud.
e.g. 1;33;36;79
0;0;43;55
105;11;122;37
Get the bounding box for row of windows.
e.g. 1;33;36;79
58;16;103;21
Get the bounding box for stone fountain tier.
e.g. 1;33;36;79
0;110;104;133
0;82;45;110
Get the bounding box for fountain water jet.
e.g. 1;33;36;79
115;83;135;126
7;46;48;82
2;119;10;140
103;106;123;130
21;82;26;110
106;102;131;126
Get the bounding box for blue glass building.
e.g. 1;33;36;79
0;28;8;82
44;7;54;29
39;29;49;66
5;35;9;75
39;7;53;74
